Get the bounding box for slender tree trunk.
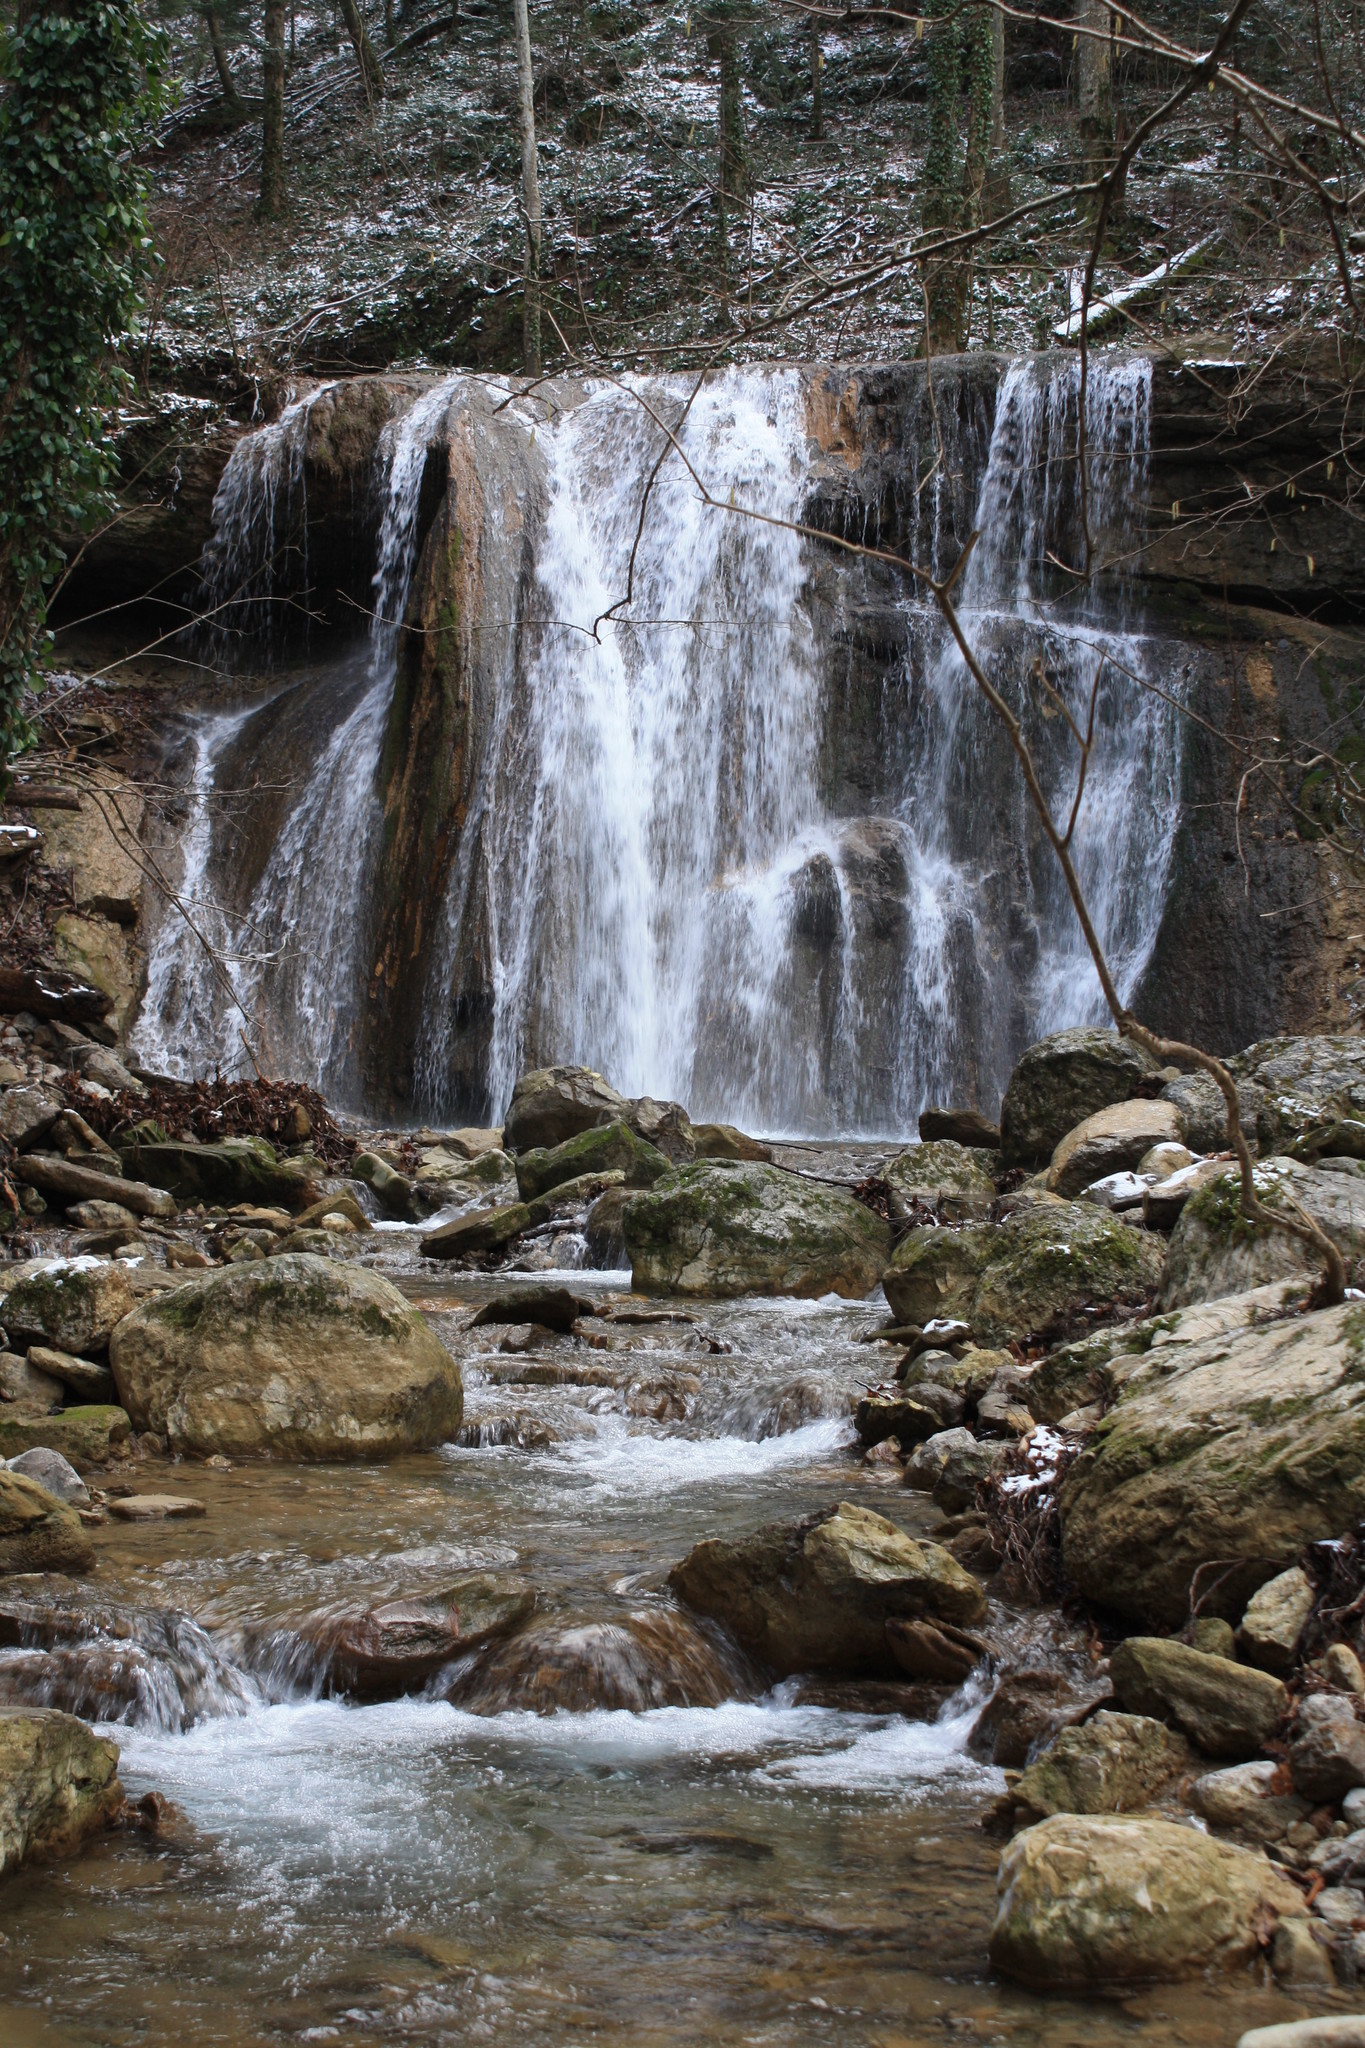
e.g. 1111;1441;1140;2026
718;26;747;206
512;0;542;374
923;0;994;353
384;0;394;47
339;0;385;100
258;0;287;219
204;5;246;120
808;15;822;142
1076;1;1112;163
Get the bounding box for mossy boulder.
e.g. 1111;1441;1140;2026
515;1120;670;1203
0;1406;130;1473
0;1260;135;1356
883;1198;1163;1345
0;1708;122;1876
0;1469;95;1576
1159;1156;1365;1307
1228;1033;1365;1157
883;1140;998;1222
107;1254;463;1460
989;1813;1306;1988
118;1136;318;1212
502;1066;627;1153
1008;1711;1194;1824
1110;1638;1288;1758
669;1499;986;1677
623;1160;891;1299
1000;1027;1161;1168
1060;1297;1365;1628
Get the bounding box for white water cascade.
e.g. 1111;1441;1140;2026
135;355;1178;1132
131;378;459;1089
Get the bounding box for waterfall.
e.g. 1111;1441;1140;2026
132;379;459;1090
133;354;1179;1134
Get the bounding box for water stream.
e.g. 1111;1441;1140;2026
130;354;1180;1132
0;1279;1312;2045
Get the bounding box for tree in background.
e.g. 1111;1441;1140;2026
513;0;542;373
339;0;383;103
1074;0;1114;192
201;0;245;120
922;0;997;353
0;0;163;768
258;0;285;215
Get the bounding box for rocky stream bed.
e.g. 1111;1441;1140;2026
5;1027;1365;2044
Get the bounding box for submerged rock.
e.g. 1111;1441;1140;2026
293;1577;535;1702
445;1609;750;1713
469;1287;597;1333
1109;1638;1287;1758
1159;1157;1365;1306
0;1584;257;1730
1060;1298;1365;1628
108;1254;463;1460
514;1120;670;1202
502;1066;628;1154
623;1160;891;1299
0;1470;94;1577
883;1198;1162;1346
0;1707;122;1876
999;1028;1161;1168
1007;1711;1193;1823
989;1812;1306;1987
668;1499;986;1677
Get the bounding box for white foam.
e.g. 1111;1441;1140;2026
477;1413;855;1495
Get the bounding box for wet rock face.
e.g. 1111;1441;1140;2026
445;1610;752;1714
988;1812;1306;1988
0;1471;94;1578
882;1197;1163;1347
1060;1298;1365;1629
999;1028;1161;1169
668;1499;986;1678
284;1578;536;1703
0;1586;256;1732
624;1160;892;1300
0;1707;122;1876
108;1253;463;1460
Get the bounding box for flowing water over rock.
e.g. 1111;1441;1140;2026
131;355;1180;1132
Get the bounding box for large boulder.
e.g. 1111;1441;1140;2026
1159;1157;1365;1307
0;1469;94;1576
1110;1638;1288;1758
883;1141;998;1223
0;1259;134;1355
515;1120;671;1202
117;1136;317;1212
501;1066;628;1154
0;1707;121;1875
988;1812;1306;1988
882;1198;1163;1345
623;1161;892;1299
107;1254;463;1460
999;1028;1161;1168
668;1500;986;1677
1229;1034;1365;1158
1046;1098;1182;1199
1060;1298;1365;1628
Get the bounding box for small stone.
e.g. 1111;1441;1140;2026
1312;1885;1365;1930
1192;1759;1311;1843
1238;2024;1365;2048
1344;1787;1365;1831
105;1494;206;1522
5;1448;88;1506
1192;1617;1238;1659
1291;1695;1365;1801
1327;1645;1365;1695
1312;1828;1365;1883
1138;1142;1196;1178
931;1431;1009;1513
203;1454;232;1472
1270;1917;1335;1987
165;1244;211;1270
1240;1567;1316;1675
1009;1711;1193;1824
861;1438;903;1471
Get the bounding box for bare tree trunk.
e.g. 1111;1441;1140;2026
339;0;385;101
1076;1;1112;165
203;4;246;120
718;26;747;207
513;0;543;375
384;0;394;48
258;0;287;219
808;15;822;142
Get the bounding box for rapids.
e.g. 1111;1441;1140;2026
0;1273;1317;2044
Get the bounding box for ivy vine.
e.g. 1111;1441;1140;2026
0;0;164;767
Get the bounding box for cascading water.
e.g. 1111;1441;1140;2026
414;354;1174;1133
134;354;1177;1132
132;378;460;1091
